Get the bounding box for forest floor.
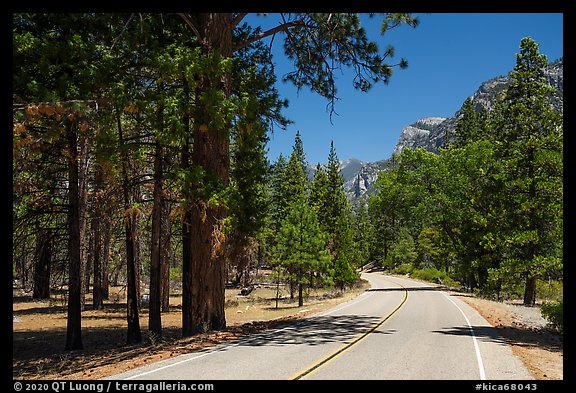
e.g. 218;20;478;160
13;273;562;380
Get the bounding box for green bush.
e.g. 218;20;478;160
541;299;563;333
536;279;563;302
410;267;445;283
392;263;413;275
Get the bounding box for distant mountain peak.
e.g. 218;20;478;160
392;117;448;156
340;59;562;210
392;59;563;156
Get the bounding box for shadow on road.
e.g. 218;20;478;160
366;286;440;292
237;314;394;348
432;325;506;345
432;325;563;352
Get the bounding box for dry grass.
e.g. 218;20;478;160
13;277;369;380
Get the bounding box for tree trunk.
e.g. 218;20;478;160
117;108;142;344
32;228;52;300
160;200;171;312
102;216;111;300
91;212;104;309
149;139;164;339
181;107;194;335
523;274;537;306
65;120;83;351
125;210;142;344
79;134;90;299
92;164;104;309
182;13;232;336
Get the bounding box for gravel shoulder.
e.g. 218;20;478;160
455;294;563;380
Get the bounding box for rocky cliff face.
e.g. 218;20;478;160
391;59;563;155
391;117;448;156
342;59;563;209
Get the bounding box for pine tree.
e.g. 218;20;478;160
292;130;307;175
323;142;346;233
316;142;359;287
269;154;288;229
175;13;417;334
452;97;486;148
274;200;332;306
276;133;310;226
352;204;375;268
488;37;563;305
332;210;360;289
309;163;329;216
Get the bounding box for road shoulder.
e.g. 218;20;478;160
455;294;563;380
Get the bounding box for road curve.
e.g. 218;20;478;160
105;272;532;380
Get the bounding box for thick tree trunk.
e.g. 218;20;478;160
65;120;83;351
182;13;232;336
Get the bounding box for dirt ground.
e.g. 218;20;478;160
13;278;562;380
455;294;563;380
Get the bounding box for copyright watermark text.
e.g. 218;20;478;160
13;381;214;393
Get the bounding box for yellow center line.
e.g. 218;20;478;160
289;281;409;380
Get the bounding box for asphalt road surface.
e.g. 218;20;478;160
106;272;532;380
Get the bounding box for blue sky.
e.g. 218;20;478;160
246;13;564;165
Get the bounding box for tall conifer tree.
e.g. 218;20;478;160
488;37;563;305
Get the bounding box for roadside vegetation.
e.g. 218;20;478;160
367;38;563;327
13;13;561;372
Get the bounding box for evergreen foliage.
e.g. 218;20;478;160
273;199;332;306
15;14;563;348
368;37;562;305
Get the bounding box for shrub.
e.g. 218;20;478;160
411;267;445;283
541;299;563;333
392;263;413;275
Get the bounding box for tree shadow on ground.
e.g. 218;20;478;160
366;286;441;292
432;325;563;352
235;314;393;348
13;312;395;378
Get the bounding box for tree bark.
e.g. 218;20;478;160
125;210;142;344
523;274;537;306
92;163;104;309
65;119;83;351
32;228;52;300
78;134;90;299
102;213;112;300
160;200;171;312
149;139;164;339
180;78;194;335
182;13;232;336
117;108;142;344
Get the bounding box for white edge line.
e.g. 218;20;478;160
119;280;377;380
442;293;487;380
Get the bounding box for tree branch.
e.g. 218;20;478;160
230;13;248;30
178;13;201;40
232;20;304;53
13;99;113;112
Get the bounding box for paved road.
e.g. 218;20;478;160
106;272;532;380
